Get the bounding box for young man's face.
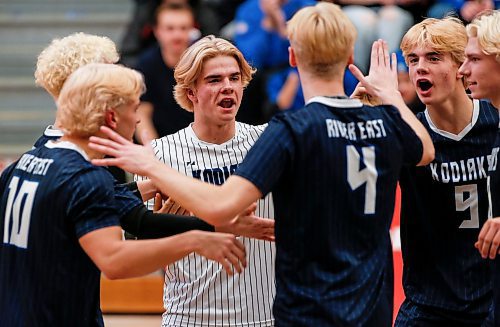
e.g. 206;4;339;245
154;9;193;56
459;36;500;105
189;55;243;127
407;45;463;106
114;98;141;141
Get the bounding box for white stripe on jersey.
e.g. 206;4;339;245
136;122;276;327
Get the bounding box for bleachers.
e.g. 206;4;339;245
0;0;132;157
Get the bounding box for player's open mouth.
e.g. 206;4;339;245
219;99;235;108
416;79;433;94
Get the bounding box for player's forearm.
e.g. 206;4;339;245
100;232;198;279
144;161;253;226
382;92;435;165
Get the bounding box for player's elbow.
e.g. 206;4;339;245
417;141;435;166
100;263;130;280
198;205;236;227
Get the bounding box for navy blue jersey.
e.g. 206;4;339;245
234;96;423;326
0;141;121;327
33;127;142;218
398;100;498;319
32;125;64;148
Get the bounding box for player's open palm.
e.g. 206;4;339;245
349;39;399;105
89;126;157;177
217;202;275;241
476;217;500;259
192;231;247;275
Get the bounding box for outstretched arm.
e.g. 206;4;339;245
349;40;434;166
79;227;247;279
89;127;262;226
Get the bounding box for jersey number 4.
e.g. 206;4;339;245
3;176;38;249
347;146;378;214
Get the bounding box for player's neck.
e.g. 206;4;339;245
59;135;103;160
491;95;500;111
426;89;474;135
299;72;345;102
191;120;236;145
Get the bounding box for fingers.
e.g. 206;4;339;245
224;251;243;274
476;220;490;250
382;40;390;68
488;230;500;259
153;193;162;212
370;41;379;72
91;157;118;167
481;226;496;258
349;64;377;97
219;237;246;275
348;64;367;85
100;126;128;145
88;140;121;158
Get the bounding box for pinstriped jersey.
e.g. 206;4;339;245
0;141;120;327
137;122;276;327
399;100;498;317
234;97;423;326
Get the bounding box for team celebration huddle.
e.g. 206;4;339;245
0;1;499;326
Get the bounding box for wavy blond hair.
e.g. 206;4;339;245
35;32;119;98
57;63;145;138
466;10;500;63
173;35;255;112
400;17;467;66
287;2;356;77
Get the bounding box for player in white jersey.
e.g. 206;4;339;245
135;35;276;326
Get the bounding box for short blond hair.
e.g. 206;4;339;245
174;35;255;112
466;10;500;63
400;17;467;66
35;33;119;98
57;63;145;138
287;2;356;77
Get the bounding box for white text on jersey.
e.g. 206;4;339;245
326;119;387;141
15;154;54;176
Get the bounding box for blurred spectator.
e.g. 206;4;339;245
427;0;499;21
196;0;245;37
134;2;196;140
336;0;426;73
232;0;314;122
120;0;201;67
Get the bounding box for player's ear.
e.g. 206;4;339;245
289;46;297;67
104;109;118;129
187;88;197;103
347;52;354;66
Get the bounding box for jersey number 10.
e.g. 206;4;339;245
3;176;38;249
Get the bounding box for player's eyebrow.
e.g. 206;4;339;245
203;71;241;81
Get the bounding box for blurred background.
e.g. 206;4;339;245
0;0;133;167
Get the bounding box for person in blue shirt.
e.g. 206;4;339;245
0;63;249;327
88;3;435;326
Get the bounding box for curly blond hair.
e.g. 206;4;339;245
56;63;145;138
35;32;119;98
173;35;255;112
